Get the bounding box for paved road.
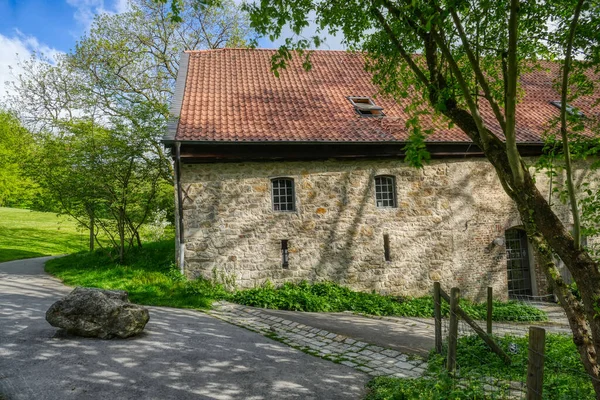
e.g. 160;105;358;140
0;258;368;400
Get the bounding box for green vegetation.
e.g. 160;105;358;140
366;333;593;399
45;240;227;309
0;207;91;262
231;281;547;322
44;239;546;324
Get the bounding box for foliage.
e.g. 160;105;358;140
0;111;46;209
45;240;229;309
367;333;594;399
30;119;170;260
230;281;546;322
537;134;600;260
0;207;99;263
141;209;174;242
7;0;254;259
365;375;488;399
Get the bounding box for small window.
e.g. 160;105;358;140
281;240;289;268
549;101;585;117
383;234;391;262
374;175;396;208
272;178;295;211
348;96;385;117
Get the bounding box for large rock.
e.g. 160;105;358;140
46;287;150;339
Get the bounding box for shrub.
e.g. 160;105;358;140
230;281;547;322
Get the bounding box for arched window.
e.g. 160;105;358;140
271;178;295;211
374;175;397;208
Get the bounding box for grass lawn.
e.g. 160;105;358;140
0;207;92;262
45;240;227;309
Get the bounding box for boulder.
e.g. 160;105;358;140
46;287;149;339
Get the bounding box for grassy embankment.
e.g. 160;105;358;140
0;207;92;262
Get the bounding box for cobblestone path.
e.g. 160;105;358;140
208;302;427;379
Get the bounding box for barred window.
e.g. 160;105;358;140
374;175;396;208
272;178;295;211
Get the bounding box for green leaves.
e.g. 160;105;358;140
230;281;546;321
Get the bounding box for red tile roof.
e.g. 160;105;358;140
174;48;598;144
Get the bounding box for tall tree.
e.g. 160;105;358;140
8;0;253;256
244;0;600;391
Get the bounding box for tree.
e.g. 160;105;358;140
244;0;600;392
0;110;44;209
10;0;253;180
7;0;253;257
32;118;170;261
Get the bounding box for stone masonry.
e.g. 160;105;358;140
179;158;592;301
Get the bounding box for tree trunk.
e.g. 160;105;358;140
443;105;600;391
89;213;95;252
558;0;586;249
119;208;125;264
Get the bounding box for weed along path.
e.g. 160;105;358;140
0;258;368;400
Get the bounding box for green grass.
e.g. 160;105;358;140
231;281;547;322
45;240;228;309
45;240;547;322
0;207;93;262
365;333;594;399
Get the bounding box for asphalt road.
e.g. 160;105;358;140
0;257;368;400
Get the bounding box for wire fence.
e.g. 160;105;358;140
433;284;598;399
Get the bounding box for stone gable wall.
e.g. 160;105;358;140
179;158;589;301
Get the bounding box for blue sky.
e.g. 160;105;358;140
1;0;87;52
0;0;342;98
0;0;130;97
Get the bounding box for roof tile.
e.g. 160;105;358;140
176;49;598;144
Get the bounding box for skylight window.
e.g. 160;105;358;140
549;101;585;118
348;97;385;117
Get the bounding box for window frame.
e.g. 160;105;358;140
271;177;296;212
347;96;385;117
374;175;397;208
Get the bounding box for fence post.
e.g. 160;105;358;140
434;282;442;354
447;287;460;375
487;286;493;335
527;327;546;400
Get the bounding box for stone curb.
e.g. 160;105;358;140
207;301;427;379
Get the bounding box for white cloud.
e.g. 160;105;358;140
255;11;346;50
0;31;62;101
66;0;130;32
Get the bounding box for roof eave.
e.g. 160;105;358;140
164;52;191;144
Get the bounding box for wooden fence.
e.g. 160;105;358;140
433;282;547;399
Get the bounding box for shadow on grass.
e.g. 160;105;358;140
0;227;88;258
0;249;48;263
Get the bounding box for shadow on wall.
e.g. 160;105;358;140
0;271;367;400
184;159;525;300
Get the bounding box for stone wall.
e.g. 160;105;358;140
179;158;588;301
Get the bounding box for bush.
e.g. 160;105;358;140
230;281;547;322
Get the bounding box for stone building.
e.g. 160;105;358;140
163;48;590;301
